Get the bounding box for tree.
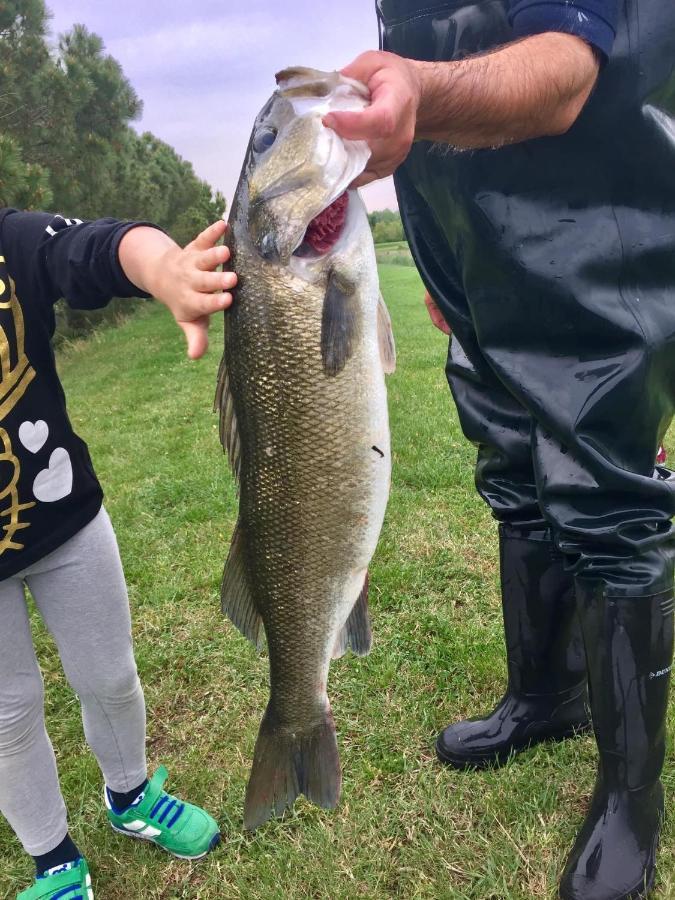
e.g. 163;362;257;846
368;209;405;244
0;0;65;174
0;2;228;337
50;24;142;216
0;135;52;209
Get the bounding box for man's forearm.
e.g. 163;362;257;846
412;33;600;148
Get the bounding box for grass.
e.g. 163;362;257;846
375;241;414;268
3;264;675;899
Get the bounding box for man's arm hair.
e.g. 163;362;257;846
414;32;600;148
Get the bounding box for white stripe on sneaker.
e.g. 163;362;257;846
123;820;148;832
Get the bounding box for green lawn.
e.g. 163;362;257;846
3;265;675;899
375;242;414;268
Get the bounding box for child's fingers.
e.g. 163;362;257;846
191;270;236;293
196;245;231;271
188;290;233;316
190;220;228;251
180;318;210;359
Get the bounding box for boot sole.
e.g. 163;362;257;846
559;866;655;900
436;720;592;770
558;800;663;899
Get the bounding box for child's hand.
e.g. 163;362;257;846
151;220;237;359
119;220;237;359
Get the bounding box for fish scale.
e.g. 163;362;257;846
216;67;395;830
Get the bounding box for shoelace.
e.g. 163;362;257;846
147;791;185;829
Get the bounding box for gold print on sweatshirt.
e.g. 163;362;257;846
0;258;37;554
0;258;36;419
0;426;35;552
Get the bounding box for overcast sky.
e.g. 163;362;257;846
47;1;398;212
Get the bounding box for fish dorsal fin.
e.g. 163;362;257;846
275;67;369;117
276;67;369;100
278;81;332;100
377;293;396;375
221;520;264;650
214;347;241;484
321;271;357;376
275;66;332;86
332;573;372;659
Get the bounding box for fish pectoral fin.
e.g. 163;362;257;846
215;352;241;484
321;271;357;377
221;521;263;649
332;572;372;659
377;293;396;375
244;703;341;831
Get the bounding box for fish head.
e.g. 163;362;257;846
240;67;371;265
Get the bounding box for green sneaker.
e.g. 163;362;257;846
17;859;93;900
105;766;220;860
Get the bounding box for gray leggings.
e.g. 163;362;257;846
0;508;147;855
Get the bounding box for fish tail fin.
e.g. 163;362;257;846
243;703;341;830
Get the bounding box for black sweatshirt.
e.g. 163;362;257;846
0;209;156;579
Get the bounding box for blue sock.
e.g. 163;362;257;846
33;833;81;877
107;778;148;812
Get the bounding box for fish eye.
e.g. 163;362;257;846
253;127;277;154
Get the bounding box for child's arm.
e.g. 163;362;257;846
118;220;235;359
0;210;236;359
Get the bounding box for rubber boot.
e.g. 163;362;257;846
559;584;674;900
436;525;591;769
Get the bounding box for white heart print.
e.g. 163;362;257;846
33;448;73;502
19;420;49;454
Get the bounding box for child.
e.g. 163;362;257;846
0;209;236;900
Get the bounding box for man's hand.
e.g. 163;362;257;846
119;220;237;359
424;291;452;336
323;51;421;188
325;35;599;185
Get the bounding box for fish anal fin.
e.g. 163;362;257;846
321;272;357;377
244;703;341;830
221;522;263;649
333;572;372;659
377;293;396;375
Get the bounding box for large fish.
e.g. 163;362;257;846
216;67;396;831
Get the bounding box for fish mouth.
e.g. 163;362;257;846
292;192;350;259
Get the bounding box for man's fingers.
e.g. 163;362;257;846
324;103;393;141
351;170;378;188
196;245;231;271
424;292;452;335
339;50;385;83
432;309;451;335
180;318;209;360
190;219;227;251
